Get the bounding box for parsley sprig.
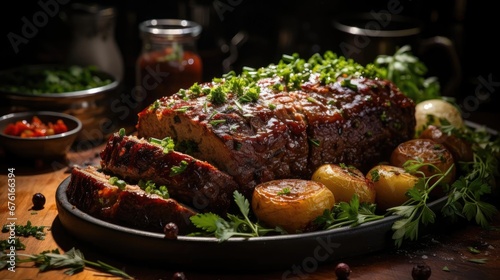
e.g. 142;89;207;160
189;191;281;241
375;45;441;103
387;159;454;247
439;122;499;227
314;194;384;229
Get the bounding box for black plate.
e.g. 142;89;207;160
56;176;447;272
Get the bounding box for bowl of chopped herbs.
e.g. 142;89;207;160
0;64;120;142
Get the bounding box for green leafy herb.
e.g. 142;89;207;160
209;119;226;126
0;238;25;251
1;221;47;240
340;78;358;90
374;45;441;103
108;176;126;190
169;160;188;176
208;85;227;104
439;124;499;227
174;106;191;113
118;128;126;137
0;248;134;278
189;191;280;241
138;180;169;199
370;169;380;182
0;65;113;94
149;100;160;110
277;187;291;195
149;137;176;154
315;194;384;229
387;159;454;247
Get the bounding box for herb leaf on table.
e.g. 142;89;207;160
1;248;134;279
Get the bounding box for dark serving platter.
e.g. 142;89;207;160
55;120;497;272
56;176;446;272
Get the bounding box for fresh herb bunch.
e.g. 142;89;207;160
437;120;499;228
387;119;499;247
0;248;134;279
189;191;282;241
387;160;455;247
374;45;441;103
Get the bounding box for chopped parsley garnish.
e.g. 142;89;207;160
108;177;126;190
149;137;176;154
277;187;291;195
2;221;48;240
138;180;169;199
118;127;126;137
170;160;188;176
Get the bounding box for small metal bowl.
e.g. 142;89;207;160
0;111;82;159
0;64;120;142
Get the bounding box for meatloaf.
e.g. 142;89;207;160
66;165;197;234
99;133;238;214
137;53;416;198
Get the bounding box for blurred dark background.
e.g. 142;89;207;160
1;0;498;130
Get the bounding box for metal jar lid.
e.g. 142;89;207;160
139;19;202;41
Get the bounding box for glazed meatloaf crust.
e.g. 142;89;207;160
66;165;197;234
99;133;239;214
137;78;415;195
137;66;415;198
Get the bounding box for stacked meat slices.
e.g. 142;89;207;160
66;133;239;233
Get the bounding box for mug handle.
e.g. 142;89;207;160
418;36;462;97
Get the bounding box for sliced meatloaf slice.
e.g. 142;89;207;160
99;133;238;214
66;165;197;234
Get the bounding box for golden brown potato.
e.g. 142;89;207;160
390;138;456;197
251;179;335;233
366;165;419;211
419;125;473;162
311;163;376;204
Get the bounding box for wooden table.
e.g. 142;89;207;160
1;141;500;280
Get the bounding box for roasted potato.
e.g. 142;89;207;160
311;163;376;204
366;164;419;211
390;139;456;197
251;179;335;233
415;99;464;134
419;125;473;162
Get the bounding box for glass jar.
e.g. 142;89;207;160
136;19;203;108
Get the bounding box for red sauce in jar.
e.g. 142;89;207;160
136;47;202;108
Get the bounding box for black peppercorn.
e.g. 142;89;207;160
412;263;432;280
32;193;46;210
335;262;351;279
164;222;179;240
